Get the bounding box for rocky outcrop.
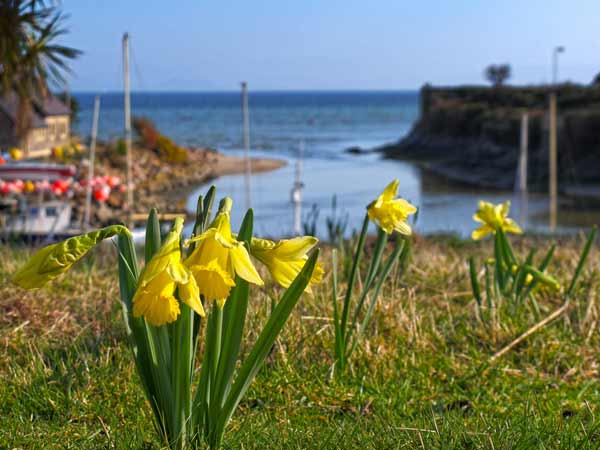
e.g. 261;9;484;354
380;84;600;192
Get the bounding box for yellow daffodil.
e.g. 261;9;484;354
185;199;263;307
250;236;323;293
367;179;417;235
133;217;204;326
472;200;522;240
13;225;129;289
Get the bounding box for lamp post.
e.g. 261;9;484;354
552;46;565;85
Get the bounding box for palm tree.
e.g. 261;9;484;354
0;0;81;141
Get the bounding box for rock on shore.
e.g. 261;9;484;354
77;143;285;226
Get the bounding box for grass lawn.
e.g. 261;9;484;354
1;234;599;449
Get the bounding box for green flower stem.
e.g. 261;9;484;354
345;227;388;353
347;239;406;360
339;214;369;347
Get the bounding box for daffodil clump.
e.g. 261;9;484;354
468;200;595;328
332;179;415;374
13;187;321;450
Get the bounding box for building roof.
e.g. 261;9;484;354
37;94;71;116
0;91;70;129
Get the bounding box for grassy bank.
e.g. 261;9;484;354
1;234;599;449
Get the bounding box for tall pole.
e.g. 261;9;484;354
292;140;304;235
241;82;251;210
552;46;565;85
123;32;133;225
83;95;100;230
549;93;558;231
518;112;529;227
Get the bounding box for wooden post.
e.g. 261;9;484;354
241;82;252;211
518;112;528;227
83;95;100;230
123;33;133;226
549;93;558;231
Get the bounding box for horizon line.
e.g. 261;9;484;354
68;88;422;94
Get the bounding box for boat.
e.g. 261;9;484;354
0;162;76;181
0;162;79;242
0;199;79;242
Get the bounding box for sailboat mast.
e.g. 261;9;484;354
292;140;304;235
241;82;251;210
83;95;100;230
123;32;133;225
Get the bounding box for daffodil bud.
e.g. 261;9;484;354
13;225;130;289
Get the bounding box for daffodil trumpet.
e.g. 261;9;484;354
13;187;321;450
332;179;414;375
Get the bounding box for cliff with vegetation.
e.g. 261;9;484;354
380;84;600;191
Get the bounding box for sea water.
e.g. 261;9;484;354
74;91;585;238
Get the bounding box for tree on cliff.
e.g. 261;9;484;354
484;64;511;87
0;0;80;138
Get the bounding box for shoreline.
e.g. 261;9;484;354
81;143;285;226
379;84;600;197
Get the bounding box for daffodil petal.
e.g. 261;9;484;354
472;212;484;224
139;217;184;288
503;218;523;235
392;198;418;214
178;275;205;317
267;258;304;289
471;224;493;240
269;236;318;259
394;220;412;236
230;244;264;285
381;179;399;201
498;201;511;218
167;260;189;284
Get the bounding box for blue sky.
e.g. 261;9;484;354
65;0;600;91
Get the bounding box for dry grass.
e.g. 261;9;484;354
1;232;599;448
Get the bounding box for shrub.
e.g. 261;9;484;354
133;116;188;163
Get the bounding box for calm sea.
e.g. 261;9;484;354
73;91;586;238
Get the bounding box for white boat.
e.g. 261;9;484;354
0;199;78;242
0;162;79;241
2;200;71;234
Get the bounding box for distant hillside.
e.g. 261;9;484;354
380;84;600;191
